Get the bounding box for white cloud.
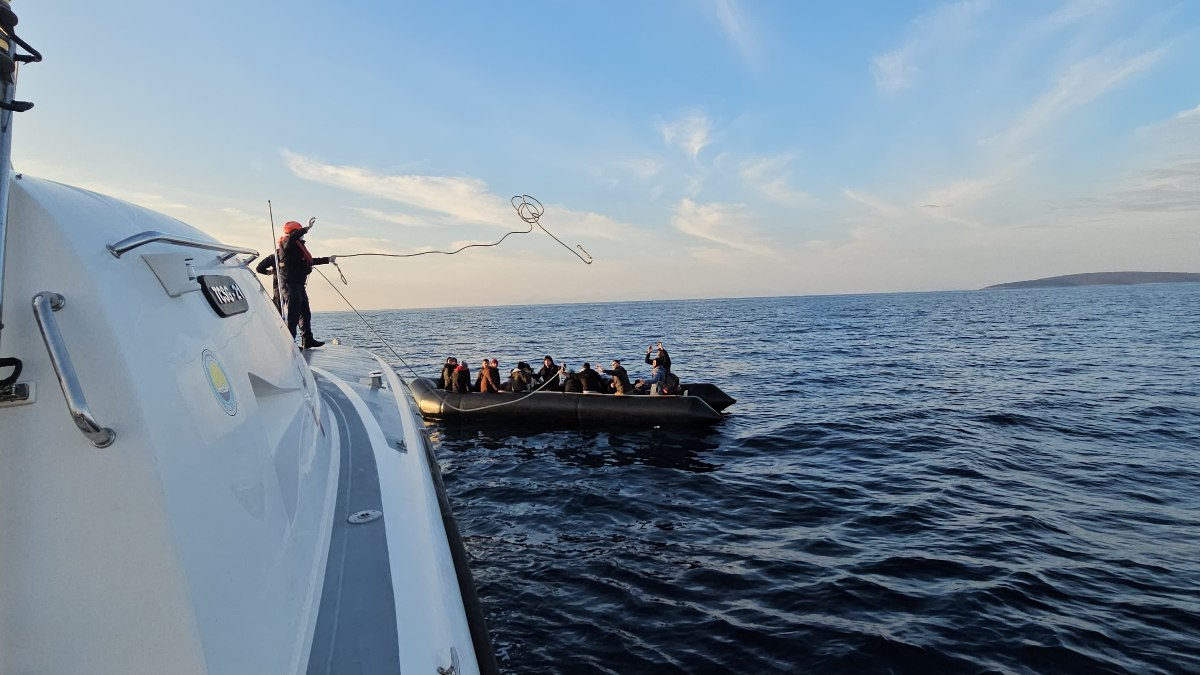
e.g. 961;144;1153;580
1035;0;1114;33
740;155;811;206
671;198;773;255
659;112;713;161
987;48;1163;152
539;206;645;242
871;51;918;95
871;0;992;94
626;157;663;179
282;149;512;228
711;0;763;70
349;207;437;228
1064;103;1200;218
842;188;907;220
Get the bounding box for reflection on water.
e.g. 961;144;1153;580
431;426;723;473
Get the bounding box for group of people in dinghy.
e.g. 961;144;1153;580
437;342;682;396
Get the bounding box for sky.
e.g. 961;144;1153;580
10;0;1200;309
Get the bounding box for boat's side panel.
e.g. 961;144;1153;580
0;177;338;674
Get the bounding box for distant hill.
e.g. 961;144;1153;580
984;271;1200;290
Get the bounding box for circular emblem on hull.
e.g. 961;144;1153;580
203;350;237;416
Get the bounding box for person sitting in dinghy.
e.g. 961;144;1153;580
580;363;604;393
646;360;669;395
451;361;472;393
603;359;633;396
475;359;502;393
438;357;458;390
537;356;562;391
277;218;335;349
646;341;672;375
508;367;529;392
562;368;584;393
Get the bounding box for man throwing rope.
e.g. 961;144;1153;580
277;218;335;349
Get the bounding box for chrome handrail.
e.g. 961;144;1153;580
32;291;116;448
107;230;258;262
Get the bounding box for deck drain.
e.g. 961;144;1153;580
347;510;383;524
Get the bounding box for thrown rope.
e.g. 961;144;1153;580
331;195;593;270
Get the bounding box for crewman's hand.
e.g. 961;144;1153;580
307;217;317;230
328;255;337;263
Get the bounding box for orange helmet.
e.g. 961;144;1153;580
282;220;304;234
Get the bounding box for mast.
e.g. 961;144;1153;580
0;0;39;386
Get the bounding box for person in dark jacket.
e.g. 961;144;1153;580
603;359;633;395
509;367;531;392
579;363;604;393
536;355;561;391
451;362;472;393
645;341;671;374
277;219;335;349
254;254;283;315
438;357;458;389
562;369;583;393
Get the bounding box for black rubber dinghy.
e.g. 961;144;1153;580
407;377;734;427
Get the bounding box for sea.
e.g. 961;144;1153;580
319;282;1200;674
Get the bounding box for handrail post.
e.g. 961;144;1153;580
32;291;116;448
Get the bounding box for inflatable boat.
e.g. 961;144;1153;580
408;377;735;427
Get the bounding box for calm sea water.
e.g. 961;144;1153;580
320;284;1200;674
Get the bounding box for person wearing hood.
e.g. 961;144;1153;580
438;357;458;390
277;218;335;349
451;361;472;393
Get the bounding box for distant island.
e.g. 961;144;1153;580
984;271;1200;290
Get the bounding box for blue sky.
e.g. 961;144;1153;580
12;0;1200;308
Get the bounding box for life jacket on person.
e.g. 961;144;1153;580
451;364;472;393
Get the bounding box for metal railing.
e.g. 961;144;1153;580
107;230;258;262
32;291;116;448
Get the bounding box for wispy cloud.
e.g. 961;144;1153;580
740;155;811;206
671;198;773;255
659;112;713;161
1034;0;1114;33
626;157;663;179
986;47;1164;152
842;188;907;220
1067;103;1200;217
349;207;437;228
871;0;991;94
282;149;511;228
541;206;645;242
711;0;764;70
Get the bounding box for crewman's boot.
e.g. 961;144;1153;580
302;334;325;349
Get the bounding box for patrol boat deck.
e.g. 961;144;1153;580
303;346;494;673
0;10;494;670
